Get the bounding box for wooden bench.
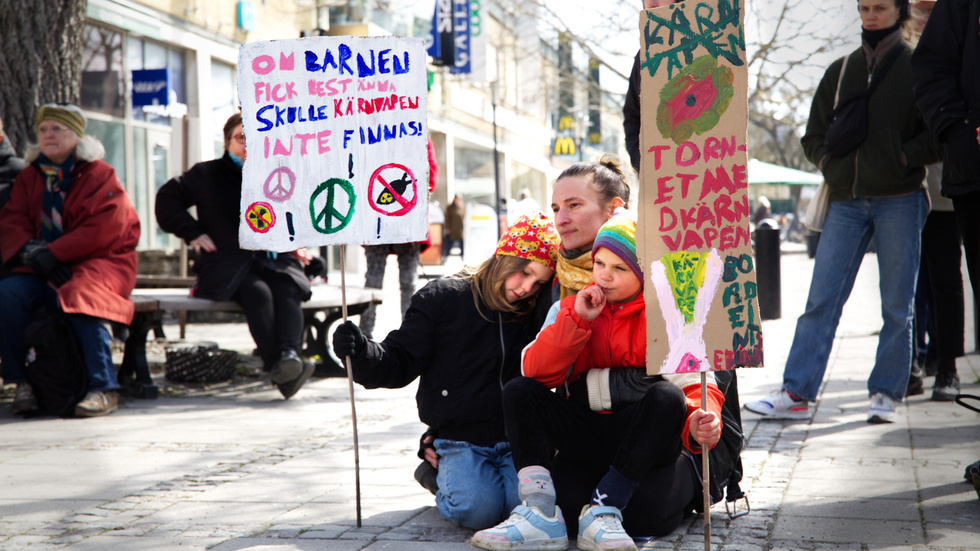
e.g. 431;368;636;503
117;284;383;398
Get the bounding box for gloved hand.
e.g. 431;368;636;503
16;239;45;266
332;320;366;359
26;246;73;287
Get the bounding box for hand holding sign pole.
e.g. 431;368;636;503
238;35;429;527
638;1;757;548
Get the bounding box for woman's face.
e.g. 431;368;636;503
859;0;901;30
226;124;247;160
36;121;79;165
503;261;554;304
551;175;618;252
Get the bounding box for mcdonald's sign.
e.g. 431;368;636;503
553;137;577;156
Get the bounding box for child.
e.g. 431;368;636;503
472;212;724;551
332;213;559;531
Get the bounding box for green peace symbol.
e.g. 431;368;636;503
310;178;356;235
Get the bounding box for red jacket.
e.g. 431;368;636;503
1;152;140;325
522;284;723;452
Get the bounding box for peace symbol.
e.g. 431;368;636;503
310;178;356;235
245;202;276;233
368;163;417;217
263;167;296;203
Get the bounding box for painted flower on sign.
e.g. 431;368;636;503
657;55;734;145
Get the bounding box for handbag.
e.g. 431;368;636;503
804;180;831;232
824;47;902;158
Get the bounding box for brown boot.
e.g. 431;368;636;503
74;390;118;418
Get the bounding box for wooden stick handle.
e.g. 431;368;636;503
702;372;711;551
340;245;363;528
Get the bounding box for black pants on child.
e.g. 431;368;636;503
502;376;696;536
232;265;305;370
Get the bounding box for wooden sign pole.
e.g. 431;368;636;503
339;245;363;528
701;373;710;550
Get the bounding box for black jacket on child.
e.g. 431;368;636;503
347;275;545;447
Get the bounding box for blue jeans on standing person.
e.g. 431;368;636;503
433;439;520;530
0;274;120;392
782;193;928;403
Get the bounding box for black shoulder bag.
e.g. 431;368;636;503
824;46;903;158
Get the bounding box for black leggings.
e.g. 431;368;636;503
231;266;305;370
502;376;695;535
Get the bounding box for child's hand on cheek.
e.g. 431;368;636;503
574;285;606;320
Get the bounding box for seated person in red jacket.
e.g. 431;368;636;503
0;104;140;417
473;212;723;551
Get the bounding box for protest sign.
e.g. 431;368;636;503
638;0;762;375
238;36;429;251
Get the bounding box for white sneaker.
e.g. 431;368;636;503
577;505;636;551
744;390;810;419
867;393;897;424
471;503;568;551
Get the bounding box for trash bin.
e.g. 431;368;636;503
754;220;781;320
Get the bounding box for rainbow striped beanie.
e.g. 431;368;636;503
592;211;641;282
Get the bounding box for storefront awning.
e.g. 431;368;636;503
748;159;823;186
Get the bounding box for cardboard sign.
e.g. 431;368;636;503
638;0;762;374
238;36;429;251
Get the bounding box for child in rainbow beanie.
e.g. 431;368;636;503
472;211;723;551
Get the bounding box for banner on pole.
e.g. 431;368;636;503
638;0;762;374
238;36;429;251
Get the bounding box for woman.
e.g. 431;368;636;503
746;0;941;423
0;103;140;417
549;155;631;301
155;113;314;399
476;158;731;550
331;213;559;530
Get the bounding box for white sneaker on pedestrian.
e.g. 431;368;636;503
867;393;897;424
744;390;810;419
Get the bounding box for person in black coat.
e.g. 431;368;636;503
155;113;313;399
0;117;27;211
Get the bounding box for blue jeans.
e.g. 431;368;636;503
434;439;520;530
0;274;119;392
782;194;927;402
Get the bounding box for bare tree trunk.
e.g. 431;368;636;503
0;0;88;156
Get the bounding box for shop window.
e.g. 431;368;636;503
212;61;238;157
81;26;124;118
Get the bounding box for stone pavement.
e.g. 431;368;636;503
1;247;978;550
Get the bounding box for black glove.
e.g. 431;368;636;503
16;239;45;266
26;247;72;287
332;320;366;359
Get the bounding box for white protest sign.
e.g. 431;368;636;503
238;36;429;251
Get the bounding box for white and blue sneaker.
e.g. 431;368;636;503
577;505;636;551
471;503;567;551
867;393;897;424
744;389;811;420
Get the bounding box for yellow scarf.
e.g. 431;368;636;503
556;247;594;299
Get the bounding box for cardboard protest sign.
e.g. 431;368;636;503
238;36;429;251
638;0;763;374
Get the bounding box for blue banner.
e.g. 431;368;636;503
428;0;454;66
449;0;471;74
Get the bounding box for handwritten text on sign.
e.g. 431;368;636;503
638;0;762;374
238;36;428;251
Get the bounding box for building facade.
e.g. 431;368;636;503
81;0;626;267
